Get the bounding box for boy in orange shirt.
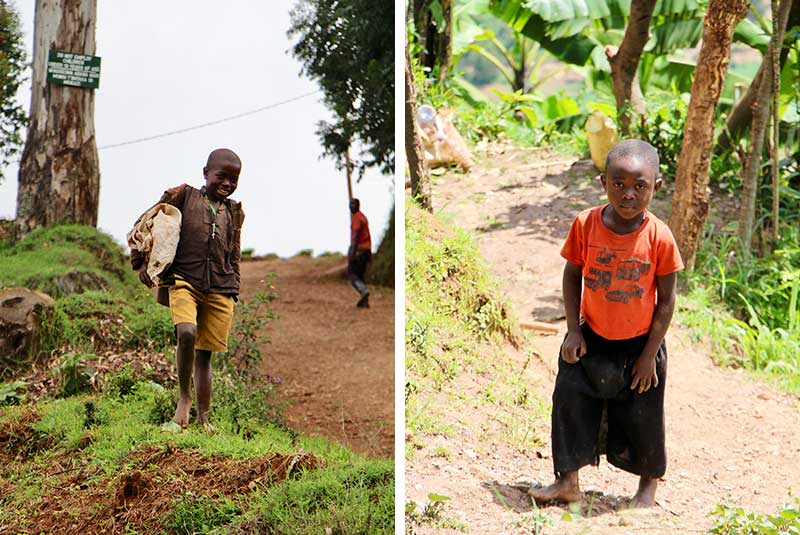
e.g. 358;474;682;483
529;139;683;507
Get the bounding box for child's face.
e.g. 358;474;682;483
600;155;661;221
204;158;241;202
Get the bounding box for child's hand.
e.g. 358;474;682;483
630;354;658;393
560;330;586;364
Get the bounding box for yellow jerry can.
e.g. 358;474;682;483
585;110;618;172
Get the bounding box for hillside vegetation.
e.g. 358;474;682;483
0;225;393;534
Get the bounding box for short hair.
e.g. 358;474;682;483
605;139;659;175
350;198;360;210
206;148;241;168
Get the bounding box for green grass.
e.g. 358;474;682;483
406;201;517;391
0;224;131;295
0;375;392;533
238;460;394;534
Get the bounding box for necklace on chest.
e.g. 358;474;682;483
206;199;223;240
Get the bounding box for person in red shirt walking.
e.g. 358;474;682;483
529;139;683;507
348;198;372;308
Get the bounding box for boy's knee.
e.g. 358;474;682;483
176;323;197;347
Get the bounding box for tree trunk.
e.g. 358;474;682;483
412;0;453;82
606;0;657;135
405;39;432;212
14;0;100;241
668;0;748;270
738;0;792;249
717;0;799;151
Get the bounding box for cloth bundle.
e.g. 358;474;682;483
126;203;182;286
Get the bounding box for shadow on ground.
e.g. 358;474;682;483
482;480;634;518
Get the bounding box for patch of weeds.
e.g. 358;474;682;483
405;395;452;439
708;500;800;534
514;502;555;534
222;274;278;381
214;374;288;437
406;492;467;532
432;445;451;460
147;386;177;425
108;365;140;398
56;353;98;397
168;494;242;534
243;459;394;535
0;381;27;406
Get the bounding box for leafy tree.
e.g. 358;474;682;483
0;1;27;185
668;0;749;269
288;0;394;176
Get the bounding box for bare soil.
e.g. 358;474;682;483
406;143;800;534
241;256;394;459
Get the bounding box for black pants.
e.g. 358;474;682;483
551;322;667;478
348;249;371;296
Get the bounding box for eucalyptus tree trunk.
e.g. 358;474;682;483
14;0;100;241
405;39;432;212
667;0;748;270
606;0;657;135
738;0;792;250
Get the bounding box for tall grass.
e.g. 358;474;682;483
681;226;800;393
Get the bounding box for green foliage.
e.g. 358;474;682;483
294;249;313;257
168;495;241;535
0;381;27;406
240;248;255;258
0;2;27;184
221;275;278;381
243;460;394;535
368;206;395;287
709;500;800;535
56;353;98;397
288;0;394;175
680;226;800;394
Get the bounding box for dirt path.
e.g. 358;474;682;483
239;256;393;458
407;144;800;533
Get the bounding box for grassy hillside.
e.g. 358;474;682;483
0;225;394;534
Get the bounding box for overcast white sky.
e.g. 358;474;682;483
0;1;394;257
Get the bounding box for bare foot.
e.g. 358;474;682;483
528;473;582;503
173;396;192;429
630;477;658;507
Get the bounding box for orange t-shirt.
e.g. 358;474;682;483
351;211;372;251
560;205;684;340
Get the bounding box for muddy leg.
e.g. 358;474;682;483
528;470;582;503
174;323;196;428
194;349;212;426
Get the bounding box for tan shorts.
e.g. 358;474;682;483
169;276;235;352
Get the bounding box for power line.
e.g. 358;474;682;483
98;90;322;150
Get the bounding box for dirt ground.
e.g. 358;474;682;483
406;143;800;534
240;256;394;459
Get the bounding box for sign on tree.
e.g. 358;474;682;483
46;50;101;89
